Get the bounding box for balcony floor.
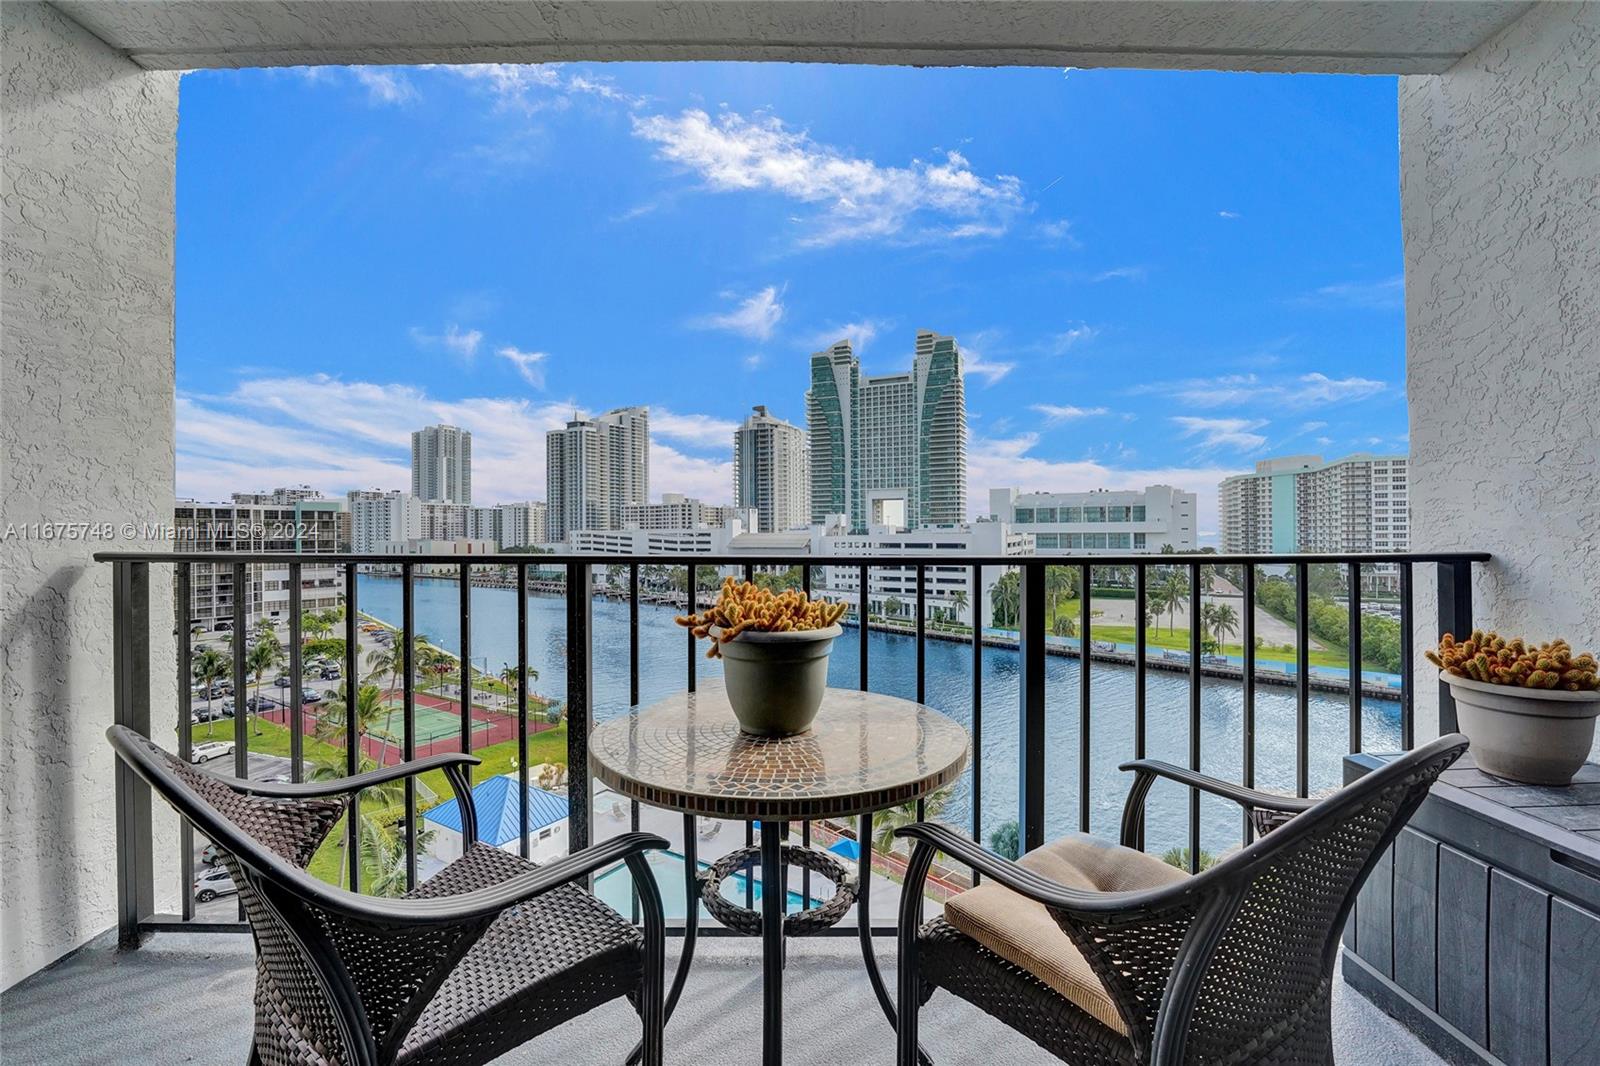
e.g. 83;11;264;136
3;930;1440;1064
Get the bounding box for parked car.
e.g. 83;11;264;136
300;690;323;704
193;866;237;903
191;706;225;723
245;695;277;712
273;675;292;688
190;740;234;764
199;842;222;866
319;665;341;680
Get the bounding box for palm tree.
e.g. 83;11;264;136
950;588;969;626
990;570;1021;629
498;662;540;715
316;681;394;769
191;647;230;738
884;595;904;620
358;815;438;898
870;786;953;853
1205;602;1240;649
1052;614;1076;638
300;610;331;644
1155;569;1190;635
1045;566;1075;622
307;752;405;890
245;634;281;736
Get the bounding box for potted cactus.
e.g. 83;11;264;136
1427;631;1600;784
677;577;846;736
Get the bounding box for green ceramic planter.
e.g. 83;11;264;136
713;624;843;736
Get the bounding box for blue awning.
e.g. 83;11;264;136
424;775;569;846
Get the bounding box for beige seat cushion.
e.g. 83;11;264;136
942;834;1189;1036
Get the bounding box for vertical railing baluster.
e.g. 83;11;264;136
971;562;983;883
858;563;869;692
1295;561;1310;798
402;561;418;890
518;563;530;860
1242;564;1257;844
916;564;926;705
686;564;697;693
176;563;195;922
288;563;302;782
565;562;593;856
629;563;640;707
1079;563;1092;835
1134;563;1147;763
744;563;757;909
344;562;360;891
1187;562;1202;874
1400;562;1415;749
1436;560;1474;734
1348;563;1362;753
113;560;154;945
1019;562;1047;855
459;562;472;771
232;561;248;920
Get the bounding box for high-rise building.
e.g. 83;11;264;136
805;330;966;531
988;485;1198;554
348;489;422;554
734;405;809;532
622;493;750;531
545;406;649;539
465;501;545;549
175;495;345;628
1219;453;1410;555
411;424;472;505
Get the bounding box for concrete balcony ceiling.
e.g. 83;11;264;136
52;0;1534;75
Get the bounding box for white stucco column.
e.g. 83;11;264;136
2;2;179;987
1401;2;1599;741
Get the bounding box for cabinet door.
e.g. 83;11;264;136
1391;829;1438;1009
1436;845;1489;1048
1487;870;1547;1066
1550;898;1600;1066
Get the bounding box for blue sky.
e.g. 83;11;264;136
176;62;1408;537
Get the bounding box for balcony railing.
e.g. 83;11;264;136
96;549;1488;945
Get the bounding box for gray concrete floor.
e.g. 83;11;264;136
2;931;1440;1064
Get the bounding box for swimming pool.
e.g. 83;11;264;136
594;848;817;920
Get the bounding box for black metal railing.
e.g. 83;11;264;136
97;549;1488;944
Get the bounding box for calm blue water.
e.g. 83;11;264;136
358;575;1402;856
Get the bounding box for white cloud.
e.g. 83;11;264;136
805;319;883;354
496;346;547;388
1090;266;1146;283
447;63;647;113
1036;218;1081;247
410;324;483;359
1051;324;1098;353
351;67;418;105
631;108;1027;247
177;375;736;506
963;351;1015;386
1297;420;1329;434
692;285;785;341
1139;372;1385;410
651;408;740;451
1299;275;1404;310
1218;210;1241;220
1032;403;1110;424
967;433;1244;539
1172;416;1269;452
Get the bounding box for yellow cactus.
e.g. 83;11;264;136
1426;630;1598;691
675;577;848;659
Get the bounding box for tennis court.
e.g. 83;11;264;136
265;690;558;764
371;702;466;745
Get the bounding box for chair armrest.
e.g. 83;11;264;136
894;822;1155;913
328;832;670;925
236;752;482;798
1116;759;1313;849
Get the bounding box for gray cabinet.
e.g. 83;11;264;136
1342;752;1600;1066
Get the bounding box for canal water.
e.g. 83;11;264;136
358;575;1401;857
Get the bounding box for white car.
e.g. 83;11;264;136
193;866;237;903
190;740;234;764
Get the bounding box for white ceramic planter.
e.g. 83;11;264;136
1442;672;1600;785
713;624;843;736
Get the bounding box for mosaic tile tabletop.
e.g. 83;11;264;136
589;681;970;821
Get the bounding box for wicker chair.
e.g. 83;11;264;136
894;733;1469;1066
107;725;668;1066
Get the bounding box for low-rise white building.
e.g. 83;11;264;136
621;493;749;532
988;485;1197;554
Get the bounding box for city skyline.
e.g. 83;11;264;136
174;62;1410;538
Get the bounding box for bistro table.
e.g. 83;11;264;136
589;681;970;1066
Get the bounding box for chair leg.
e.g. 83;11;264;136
246;1043;264;1066
897;842;936;1066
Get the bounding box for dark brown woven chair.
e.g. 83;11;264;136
107;725;668;1066
894;733;1469;1066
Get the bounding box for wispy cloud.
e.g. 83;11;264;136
447;63;648;113
805;319;885;354
1173;416;1269;452
691;285;785;341
1218;209;1241;220
1032;403;1110;424
631;108;1027;247
651;408;740;451
410;324;483;359
1036;218;1082;248
496;346;547;388
351;67;418;105
1298;420;1328;433
1298;274;1404;310
1050;324;1098;353
963;351;1016;386
1090;266;1146;283
1138;372;1385;410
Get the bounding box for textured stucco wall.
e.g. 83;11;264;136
2;2;179;988
1401;2;1600;739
